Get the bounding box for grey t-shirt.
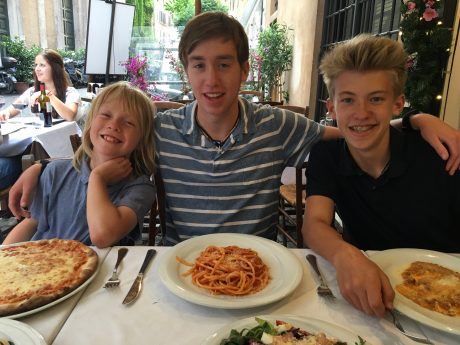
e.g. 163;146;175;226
30;158;155;245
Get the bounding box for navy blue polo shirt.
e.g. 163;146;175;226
306;127;460;251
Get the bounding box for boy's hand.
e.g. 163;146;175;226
334;251;395;318
90;157;132;185
413;114;460;175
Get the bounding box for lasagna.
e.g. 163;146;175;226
396;261;460;317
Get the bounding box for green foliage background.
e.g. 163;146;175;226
400;0;452;115
256;23;293;101
165;0;228;28
127;0;154;38
0;36;41;83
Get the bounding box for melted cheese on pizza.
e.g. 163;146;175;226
396;261;460;317
0;239;97;316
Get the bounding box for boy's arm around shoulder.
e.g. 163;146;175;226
2;218;38;245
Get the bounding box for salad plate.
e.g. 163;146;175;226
0;318;46;345
201;314;366;345
370;248;460;335
158;233;302;309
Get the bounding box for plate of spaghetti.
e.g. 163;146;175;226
158;233;302;309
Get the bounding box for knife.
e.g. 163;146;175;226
122;249;157;305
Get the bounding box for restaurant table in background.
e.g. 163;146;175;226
44;246;460;345
0;117;81;159
16;247;110;345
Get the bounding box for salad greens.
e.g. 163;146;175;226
219;317;277;345
219;317;366;345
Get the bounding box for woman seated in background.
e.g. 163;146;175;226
0;49;81;190
0;49;80;121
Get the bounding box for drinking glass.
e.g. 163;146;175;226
12;101;28;116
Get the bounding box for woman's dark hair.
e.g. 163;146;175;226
33;49;71;118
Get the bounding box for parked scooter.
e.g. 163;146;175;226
64;57;88;87
0;56;17;94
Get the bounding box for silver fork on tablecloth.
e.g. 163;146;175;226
103;248;128;288
306;254;335;299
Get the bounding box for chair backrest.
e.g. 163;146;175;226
238;89;263;101
152;101;184;111
276;105;309;117
69;134;82;153
148;170;167;245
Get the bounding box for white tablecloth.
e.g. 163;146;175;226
0;118;80;158
48;247;460;345
14;247;110;345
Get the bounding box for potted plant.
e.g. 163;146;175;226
256;22;293;101
0;36;41;93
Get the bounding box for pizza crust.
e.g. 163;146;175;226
0;239;98;317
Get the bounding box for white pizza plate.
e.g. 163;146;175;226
201;314;369;345
1;243;99;320
0;318;46;345
158;233;302;309
370;248;460;336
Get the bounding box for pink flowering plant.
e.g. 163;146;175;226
400;0;452;114
165;49;190;95
121;55;149;92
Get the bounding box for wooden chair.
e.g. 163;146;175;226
275;105;310;248
0;186;11;212
276;105;309;116
152;101;184;111
147;171;166;245
276;161;308;248
69;134;82;153
239;89;263;101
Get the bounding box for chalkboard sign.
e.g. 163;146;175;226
85;0;135;75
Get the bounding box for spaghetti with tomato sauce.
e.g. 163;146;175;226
176;245;270;296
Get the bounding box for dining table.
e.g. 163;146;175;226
0;117;80;159
14;244;459;345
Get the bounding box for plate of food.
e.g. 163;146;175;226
201;314;368;345
0;318;46;345
158;233;302;309
370;248;460;335
0;239;99;319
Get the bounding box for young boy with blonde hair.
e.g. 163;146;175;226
303;34;460;317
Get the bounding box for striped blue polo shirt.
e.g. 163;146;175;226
155;97;324;244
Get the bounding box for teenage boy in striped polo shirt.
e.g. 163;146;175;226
9;12;460;245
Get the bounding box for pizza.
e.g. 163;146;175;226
396;261;460;317
0;239;98;317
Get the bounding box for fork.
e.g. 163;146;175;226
388;309;433;344
103;247;128;288
306;254;335;299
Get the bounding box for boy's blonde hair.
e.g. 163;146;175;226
73;81;155;177
320;34;407;98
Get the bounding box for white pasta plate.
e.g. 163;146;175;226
201;314;367;345
370;248;460;336
158;233;302;309
0;318;46;345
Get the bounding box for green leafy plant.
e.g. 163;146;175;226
57;48;86;61
0;36;41;84
400;0;452;115
256;22;293;101
165;0;228;29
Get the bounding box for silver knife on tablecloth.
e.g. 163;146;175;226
122;249;157;305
